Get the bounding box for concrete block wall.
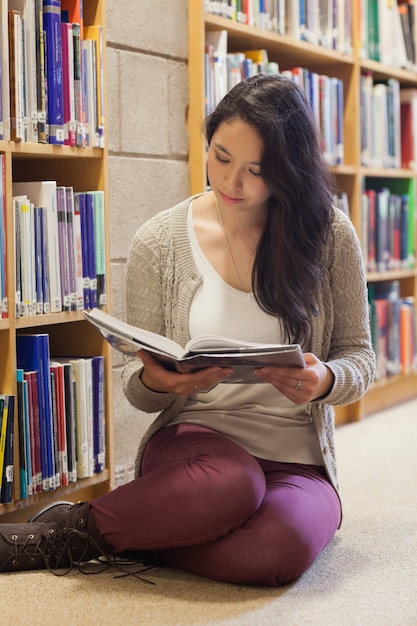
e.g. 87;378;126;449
106;0;190;484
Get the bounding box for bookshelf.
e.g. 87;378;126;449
0;0;112;522
188;2;417;425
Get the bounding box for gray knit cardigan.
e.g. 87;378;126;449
121;195;376;497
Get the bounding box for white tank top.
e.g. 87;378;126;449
170;204;323;466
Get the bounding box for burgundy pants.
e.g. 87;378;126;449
91;423;341;586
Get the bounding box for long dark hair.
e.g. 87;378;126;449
204;74;336;344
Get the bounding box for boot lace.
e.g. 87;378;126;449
4;527;158;584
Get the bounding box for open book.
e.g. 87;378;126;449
83;308;305;384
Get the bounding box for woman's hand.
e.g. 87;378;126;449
137;349;234;396
254;352;335;404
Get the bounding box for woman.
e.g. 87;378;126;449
0;75;375;586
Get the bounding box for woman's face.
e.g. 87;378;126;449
207;118;272;216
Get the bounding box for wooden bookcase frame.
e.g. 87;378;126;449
188;2;417;425
0;0;113;521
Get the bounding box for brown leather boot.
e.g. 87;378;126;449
0;502;114;573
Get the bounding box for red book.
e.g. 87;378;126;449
24;371;42;493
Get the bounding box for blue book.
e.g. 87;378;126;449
84;192;97;308
16;334;55;491
92;355;105;473
89;190;106;308
43;0;64;144
75;192;90;308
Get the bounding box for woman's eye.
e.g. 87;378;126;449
250;170;262;177
215;154;229;164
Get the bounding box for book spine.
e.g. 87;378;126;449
84;24;104;146
24;0;40;142
50;363;68;486
0;154;7;317
71;358;90;479
24;370;42;492
90;190;106;308
92;355;105;473
65;186;78;310
21;373;33;496
85;191;97;308
61;21;76;145
8;10;25;141
33;205;44;314
35;0;47;142
71;22;85;146
43;0;64;144
17;369;28;499
1;1;10;140
62;362;77;482
0;395;10;501
0;395;14;504
72;192;85;310
57;185;71;310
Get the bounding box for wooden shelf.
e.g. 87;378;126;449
0;0;113;519
188;4;417;423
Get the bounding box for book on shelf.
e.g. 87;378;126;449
57;186;71;311
16;368;30;498
0;394;15;504
368;280;417;379
61;361;77;483
65;186;80;310
24;369;43;493
71;22;85;146
0;154;7;318
92;355;105;474
0;0;11;140
10;0;39;142
61;0;83;38
400;88;417;171
82;37;98;147
398;1;416;66
8;9;24;141
17;333;56;491
83;308;305;385
16;336;106;495
84;24;105;147
50;361;69;486
35;0;47;142
43;0;65;144
89;190;106;307
61;21;76;146
13;180;62;313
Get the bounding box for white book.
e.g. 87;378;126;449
0;0;10;140
82;39;98;147
9;0;38;141
13;180;62;312
14;195;35;316
205;30;228;106
84;357;94;477
10;10;24;141
83;308;305;386
70;358;90;479
286;0;300;40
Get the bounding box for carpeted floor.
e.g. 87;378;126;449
2;399;417;626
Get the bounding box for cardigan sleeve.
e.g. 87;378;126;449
320;210;376;406
121;216;177;413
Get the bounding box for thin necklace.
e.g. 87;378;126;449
215;197;249;293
